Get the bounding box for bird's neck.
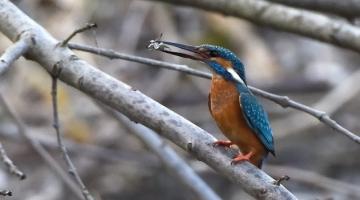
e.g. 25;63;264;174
236;82;251;94
210;74;239;96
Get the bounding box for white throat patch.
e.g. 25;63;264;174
226;68;244;84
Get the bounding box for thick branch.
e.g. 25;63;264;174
145;0;360;53
0;36;31;76
268;0;360;19
0;1;296;199
100;104;221;200
69;43;360;145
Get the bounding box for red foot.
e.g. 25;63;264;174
231;151;254;165
213;140;233;148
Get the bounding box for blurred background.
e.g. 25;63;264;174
0;0;359;199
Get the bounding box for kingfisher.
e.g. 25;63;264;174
150;41;275;168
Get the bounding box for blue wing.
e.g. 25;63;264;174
240;93;275;155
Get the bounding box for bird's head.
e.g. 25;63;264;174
151;41;246;85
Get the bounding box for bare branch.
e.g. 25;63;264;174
0;36;31;76
0;94;83;200
275;69;360;139
268;0;360;19
50;63;94;200
0;141;25;180
61;23;97;47
0;123;150;164
272;175;290;186
267;165;360;198
99;103;222;200
69;43;360;145
250;87;360;144
0;1;296;199
145;0;360;54
68;43;211;79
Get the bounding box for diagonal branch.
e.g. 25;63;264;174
0;141;25;180
274;69;360;138
0;94;84;200
267;165;360;197
267;0;360;19
0;1;296;199
100;103;222;200
68;43;211;79
145;0;360;54
68;43;360;145
0;36;31;76
51;63;94;200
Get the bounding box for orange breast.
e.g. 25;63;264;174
209;75;266;166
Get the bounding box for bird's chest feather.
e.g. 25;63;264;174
209;75;264;152
209;76;240;114
209;76;246;138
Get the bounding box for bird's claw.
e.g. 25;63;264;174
230;152;253;165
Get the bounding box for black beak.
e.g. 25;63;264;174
149;40;209;61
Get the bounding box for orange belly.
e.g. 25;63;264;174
209;75;267;167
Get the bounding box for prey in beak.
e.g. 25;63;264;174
148;40;210;61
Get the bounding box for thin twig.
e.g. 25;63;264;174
0;94;83;199
0;36;31;76
0;142;25;180
274;69;360;139
50;63;94;200
68;43;211;79
272;175;290;186
266;165;360;198
0;123;154;164
61;23;97;47
99;103;222;200
68;43;360;145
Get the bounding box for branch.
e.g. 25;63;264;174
61;23;97;47
51;63;94;200
68;43;360;145
99;103;222;200
0;123;150;164
0;1;296;199
68;43;211;79
267;165;360;198
0;94;83;200
267;0;360;19
0;36;31;76
274;69;360;139
0;141;25;180
145;0;360;54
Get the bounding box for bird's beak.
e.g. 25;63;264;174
148;40;209;61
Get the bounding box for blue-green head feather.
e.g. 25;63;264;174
153;41;246;84
199;44;246;84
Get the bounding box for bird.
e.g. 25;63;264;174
150;41;275;168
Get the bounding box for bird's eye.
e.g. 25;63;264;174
209;51;218;57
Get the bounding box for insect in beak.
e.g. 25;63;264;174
148;40;209;61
